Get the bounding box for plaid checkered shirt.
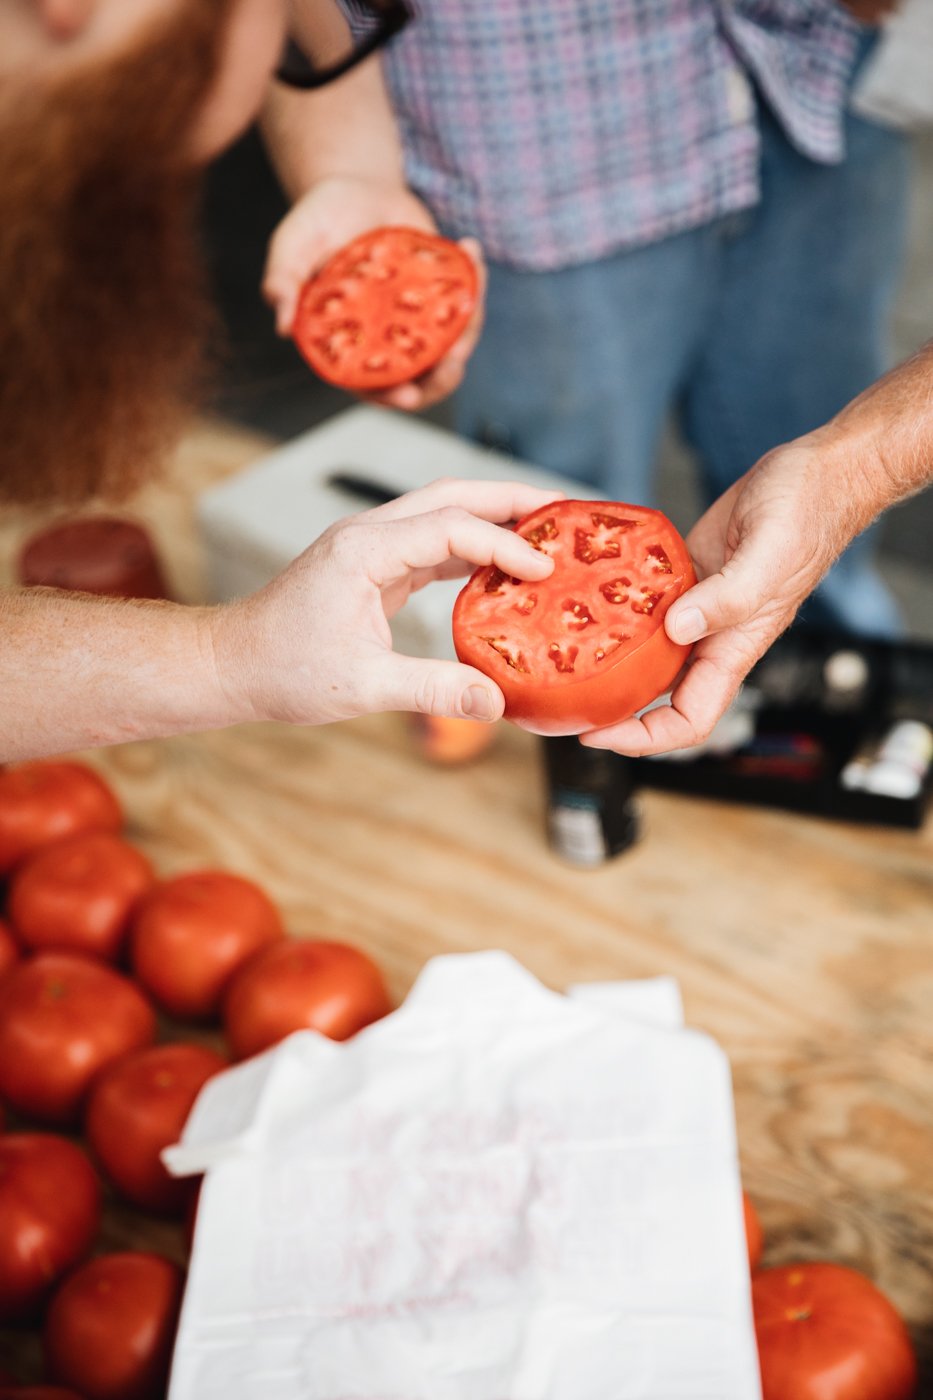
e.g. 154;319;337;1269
382;1;866;269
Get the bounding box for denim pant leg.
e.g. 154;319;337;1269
453;226;716;503
680;103;911;638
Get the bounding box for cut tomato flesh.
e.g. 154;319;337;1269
293;227;478;392
453;500;697;734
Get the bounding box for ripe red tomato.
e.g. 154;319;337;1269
0;954;156;1124
9;833;154;962
0;919;20;980
129;871;284;1020
223;938;392;1060
453;499;696;735
293;226;478;391
44;1252;184;1400
0;1133;101;1322
0;763;121;875
86;1043;227;1215
743;1191;764;1272
753;1263;918;1400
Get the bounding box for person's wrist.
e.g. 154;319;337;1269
798;415;894;535
199;601;267;728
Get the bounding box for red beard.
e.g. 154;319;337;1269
0;1;236;506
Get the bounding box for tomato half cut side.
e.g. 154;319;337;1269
293;227;478;391
453;499;696;735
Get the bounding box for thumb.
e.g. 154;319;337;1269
665;539;776;645
262;222;330;337
368;656;505;722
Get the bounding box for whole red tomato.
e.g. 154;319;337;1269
44;1252;184;1400
753;1262;917;1400
86;1043;227;1215
130;870;284;1020
0;954;156;1124
9;833;154;962
293;227;478;391
453;499;696;734
743;1191;764;1272
0;1133;101;1322
0;763;121;875
224;938;392;1060
0;919;20;980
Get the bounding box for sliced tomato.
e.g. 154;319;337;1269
453;499;696;735
293;227;478;391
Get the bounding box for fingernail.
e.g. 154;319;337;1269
462;686;496;721
671;607;706;644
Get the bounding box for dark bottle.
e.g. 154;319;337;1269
541;737;640;867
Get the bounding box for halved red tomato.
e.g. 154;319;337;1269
753;1262;917;1400
293;227;477;391
453;499;696;735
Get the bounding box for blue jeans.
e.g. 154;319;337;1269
454;103;910;638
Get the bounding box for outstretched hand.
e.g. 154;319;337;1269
209;479;562;728
580;437;863;755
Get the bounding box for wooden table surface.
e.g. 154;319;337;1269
2;419;932;1386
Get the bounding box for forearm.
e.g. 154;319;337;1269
817;341;933;526
0;591;243;761
261;55;405;200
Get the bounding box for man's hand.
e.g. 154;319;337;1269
263;175;486;411
579;436;868;756
209;479;561;728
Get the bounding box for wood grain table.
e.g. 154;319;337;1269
2;419;932;1387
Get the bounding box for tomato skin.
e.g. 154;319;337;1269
0;954;156;1124
453;500;696;735
293;226;478;391
753;1263;917;1400
0;763;122;875
44;1252;184;1400
86;1043;227;1215
129;871;284;1021
223;938;392;1060
9;834;154;963
0;1133;101;1322
0;919;20;980
743;1191;764;1272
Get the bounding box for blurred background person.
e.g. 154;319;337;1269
264;0;909;639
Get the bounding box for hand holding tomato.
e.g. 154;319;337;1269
262;176;485;410
210;479;561;728
580;439;852;755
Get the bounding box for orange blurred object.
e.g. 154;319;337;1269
409;715;497;765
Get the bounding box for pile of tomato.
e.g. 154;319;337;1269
0;759;392;1399
0;762;920;1399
